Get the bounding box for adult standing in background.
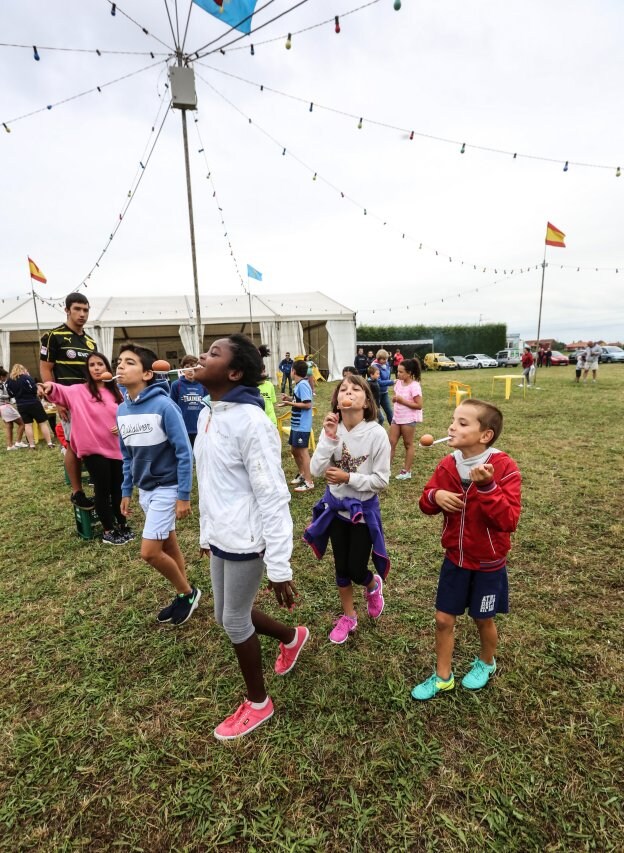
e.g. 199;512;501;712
354;347;369;376
582;341;601;383
7;364;55;449
545;346;552;367
278;352;294;395
521;346;534;387
366;350;375;369
371;349;394;425
40;292;97;509
170;355;205;447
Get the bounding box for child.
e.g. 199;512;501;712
41;352;130;545
574;350;586;383
342;366;357;377
411;399;521;700
281;360;314;492
258;369;278;426
169;355;205;447
116;344;200;625
367;364;382;425
305;354;316;395
304;374;391;644
390;357;423;480
0;368;27;450
371;349;394;425
193;335;309;740
521;346;534;387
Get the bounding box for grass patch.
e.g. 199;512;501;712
1;365;623;850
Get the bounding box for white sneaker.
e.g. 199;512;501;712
395;470;412;480
15;441;29;448
6;445;19;451
294;481;314;492
290;474;305;485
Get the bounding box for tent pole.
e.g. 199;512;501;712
30;278;42;357
247;282;255;344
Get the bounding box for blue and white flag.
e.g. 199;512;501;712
247;264;262;281
193;0;258;35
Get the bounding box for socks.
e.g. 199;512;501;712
250;696;270;710
284;631;299;649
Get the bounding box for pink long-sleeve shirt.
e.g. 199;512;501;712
46;382;122;460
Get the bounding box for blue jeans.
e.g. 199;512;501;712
378;391;393;425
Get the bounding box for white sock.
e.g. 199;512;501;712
250;696;270;710
284;630;299;648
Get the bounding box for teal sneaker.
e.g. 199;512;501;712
461;658;496;690
411;672;455;701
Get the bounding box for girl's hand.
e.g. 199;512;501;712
38;381;54;397
393;394;405;405
271;580;298;609
323;412;339;438
110;425;119;435
434;490;464;512
120;497;131;517
199;547;211;558
325;466;349;485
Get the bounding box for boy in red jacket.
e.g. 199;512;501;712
412;399;521;700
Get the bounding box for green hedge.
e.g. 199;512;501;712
356;324;506;358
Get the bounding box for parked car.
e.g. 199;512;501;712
450;356;472;369
495;349;521;367
423;352;458;371
567;349;585;364
549;351;569;366
599;345;624;363
464;353;498;369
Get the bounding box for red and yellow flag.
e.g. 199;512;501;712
545;222;566;248
28;256;47;284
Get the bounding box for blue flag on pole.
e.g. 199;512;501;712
247;264;262;281
193;0;258;35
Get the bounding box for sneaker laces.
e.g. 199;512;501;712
332;614;356;629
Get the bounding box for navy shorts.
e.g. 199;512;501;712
288;429;310;448
435;557;509;618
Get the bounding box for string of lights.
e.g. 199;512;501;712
196;62;622;176
103;0;174;52
1;59;167;132
0;41;169;57
190;0;279;55
191;112;247;292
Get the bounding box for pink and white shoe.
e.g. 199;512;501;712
274;626;310;675
365;575;385;619
328;614;358;644
214;698;274;741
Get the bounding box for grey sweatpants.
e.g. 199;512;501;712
210;554;264;644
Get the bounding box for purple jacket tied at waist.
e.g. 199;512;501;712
303;487;390;579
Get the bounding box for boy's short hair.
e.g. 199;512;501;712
118;343;158;384
226;334;264;386
376;349;389;360
342;366;356;376
460;398;503;446
293;360;309;378
181;355;199;367
65;292;89;310
368;365;380;377
331;374;377;422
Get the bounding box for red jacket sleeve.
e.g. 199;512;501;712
419;462;448;515
473;462;521;532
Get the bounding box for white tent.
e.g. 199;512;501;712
0;291;356;381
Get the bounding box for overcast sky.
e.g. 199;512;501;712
1;0;623;343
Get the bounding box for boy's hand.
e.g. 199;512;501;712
323;412;339;439
325;466;349;485
120;497;131;517
199;547;211;558
270;580;298;610
470;464;495;485
176;500;191;520
434;490;464;512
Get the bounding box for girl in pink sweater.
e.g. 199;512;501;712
390;358;423;481
41;352;129;545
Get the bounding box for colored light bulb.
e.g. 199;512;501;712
394;0;402;9
460;142;466;154
250;44;255;56
616;167;621;177
358;117;363;129
33;46;40;61
335;16;340;33
563;161;569;172
285;33;292;49
111;3;116;15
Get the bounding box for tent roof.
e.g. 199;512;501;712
0;292;355;331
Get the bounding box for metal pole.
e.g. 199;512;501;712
247;283;255;343
178;55;203;357
30;278;42;355
535;246;547;365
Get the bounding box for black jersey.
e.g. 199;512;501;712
40;324;97;385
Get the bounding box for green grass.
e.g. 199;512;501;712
1;366;623;851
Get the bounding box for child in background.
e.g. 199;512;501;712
41;352;130;545
371;349;394;425
342;366;356;377
574;350;586;383
412;399;521;700
169;355;205;447
521;347;534;387
116;344;200;626
367;364;382;425
193;335;309;740
305;354;316;395
304;374;391;644
0;368;27;450
390;358;423;481
281;360;314;492
55;422;69;454
258;369;278;427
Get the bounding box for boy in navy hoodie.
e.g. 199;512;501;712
117;344;201;626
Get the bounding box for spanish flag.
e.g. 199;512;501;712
28;256;47;284
545;222;566;248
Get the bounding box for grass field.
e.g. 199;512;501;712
1;365;623;852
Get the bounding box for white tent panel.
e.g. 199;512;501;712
326;320;357;381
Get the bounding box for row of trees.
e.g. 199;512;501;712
356;323;507;357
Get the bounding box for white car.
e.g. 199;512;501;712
464;353;498;369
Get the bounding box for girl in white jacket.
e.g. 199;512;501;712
193;335;309;741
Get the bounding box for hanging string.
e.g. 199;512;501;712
195;71;542;275
196;62;620;174
103;0;175;52
1;59;167;131
0;42;169;57
190;0;279;55
191;111;247;291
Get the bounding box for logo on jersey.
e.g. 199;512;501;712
86;340;95;350
67;349;77;359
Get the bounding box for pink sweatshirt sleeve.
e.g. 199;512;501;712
45;382;73;409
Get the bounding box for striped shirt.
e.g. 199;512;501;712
40;324;97;385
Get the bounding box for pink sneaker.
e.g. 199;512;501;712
365;575;384;619
213;698;274;741
328;614;357;644
274;626;310;675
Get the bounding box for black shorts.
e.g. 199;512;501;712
18;401;48;424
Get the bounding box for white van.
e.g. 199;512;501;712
496;349;521;367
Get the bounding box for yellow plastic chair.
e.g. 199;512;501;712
448;381;472;405
277;407;317;451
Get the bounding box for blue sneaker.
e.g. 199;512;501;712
411;672;454;701
461;658;496;690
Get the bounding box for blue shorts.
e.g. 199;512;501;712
288;429;310;448
435;557;509;618
138;485;178;540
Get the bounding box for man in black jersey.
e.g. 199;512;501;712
40;292;97;509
